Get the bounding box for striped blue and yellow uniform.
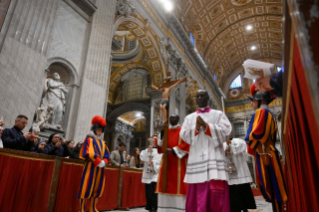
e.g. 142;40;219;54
245;108;288;212
77;135;110;199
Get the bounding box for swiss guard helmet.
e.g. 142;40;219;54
91;116;107;133
247;83;276;106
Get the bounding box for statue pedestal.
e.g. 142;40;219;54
39;127;65;141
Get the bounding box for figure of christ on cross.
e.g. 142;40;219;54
151;77;186;125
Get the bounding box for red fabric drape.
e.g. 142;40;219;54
0;154;54;212
55;163;119;212
284;40;319;212
95;168;119;210
54;163;83;212
121;170;146;208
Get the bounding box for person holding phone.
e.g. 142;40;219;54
42;133;71;157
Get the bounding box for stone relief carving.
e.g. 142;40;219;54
33;104;55;132
40;72;68;129
159;37;170;64
115;120;134;143
115;0;137;18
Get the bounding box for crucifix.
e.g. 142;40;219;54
151;73;186;125
151;72;186;192
200;151;206;160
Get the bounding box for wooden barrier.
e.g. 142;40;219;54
0;149;146;212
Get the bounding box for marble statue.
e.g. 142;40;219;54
116;0;137;18
41;72;68;129
34;104;55;130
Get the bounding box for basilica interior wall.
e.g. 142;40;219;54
0;0;61;129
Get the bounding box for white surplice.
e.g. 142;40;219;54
180;108;232;184
140;147;162;184
223;138;253;185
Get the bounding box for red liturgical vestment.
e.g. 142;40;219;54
155;126;190;196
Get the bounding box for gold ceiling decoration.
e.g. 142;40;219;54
173;0;283;86
109;14;167;104
118;111;145;125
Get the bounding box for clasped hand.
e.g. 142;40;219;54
196;116;206;131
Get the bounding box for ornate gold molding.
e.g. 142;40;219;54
226;98;282;113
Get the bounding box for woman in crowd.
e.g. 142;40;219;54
67;140;75;151
130;147;143;168
34;140;46;154
43;133;71;157
70;141;83;159
66;140;75;158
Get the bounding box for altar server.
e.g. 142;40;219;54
224;132;256;212
140;140;162;212
156;114;190;212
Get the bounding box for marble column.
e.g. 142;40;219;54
72;0;116;141
0;0;61;128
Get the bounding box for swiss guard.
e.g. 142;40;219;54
77;116;110;212
245;84;288;212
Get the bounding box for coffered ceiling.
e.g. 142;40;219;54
118;111;145;124
173;0;283;86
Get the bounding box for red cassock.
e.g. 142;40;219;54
155;126;190;196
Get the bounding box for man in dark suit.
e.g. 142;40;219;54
2;115;36;151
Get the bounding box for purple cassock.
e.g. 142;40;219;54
186;180;230;212
180;107;233;212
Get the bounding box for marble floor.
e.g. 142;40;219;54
104;196;272;212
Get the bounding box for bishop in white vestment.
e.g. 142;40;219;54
223;135;256;212
180;90;232;212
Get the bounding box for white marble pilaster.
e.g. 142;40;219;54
72;0;116;141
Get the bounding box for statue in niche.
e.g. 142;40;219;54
41;72;68;129
33;104;55;131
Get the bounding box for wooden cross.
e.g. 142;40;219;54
151;73;186;192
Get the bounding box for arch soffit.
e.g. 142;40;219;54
107;102;150;122
46;57;80;86
113;15;166;82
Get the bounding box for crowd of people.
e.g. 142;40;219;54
0;114;144;169
0;115;84;159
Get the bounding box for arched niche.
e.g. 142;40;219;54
43;57;79;133
109;63;154;104
114;68;150;104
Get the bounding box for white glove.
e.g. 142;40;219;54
97;160;106;168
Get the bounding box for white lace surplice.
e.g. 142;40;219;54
223;138;253;185
140;148;162;184
180;109;232;184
